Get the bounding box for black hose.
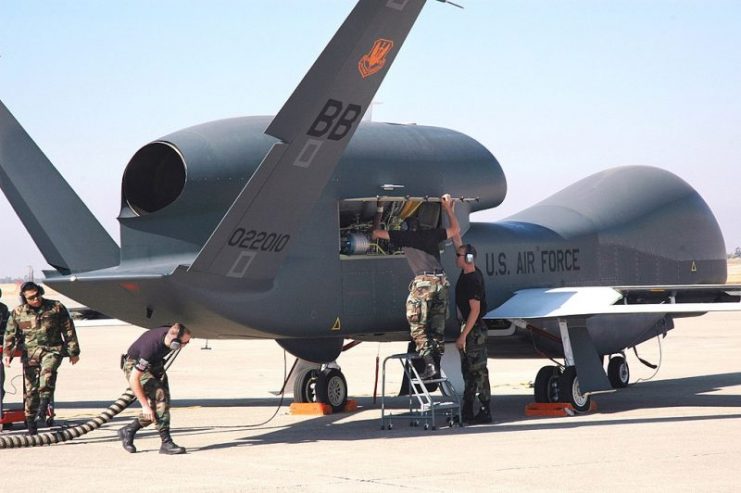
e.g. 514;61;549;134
0;347;182;448
0;389;135;449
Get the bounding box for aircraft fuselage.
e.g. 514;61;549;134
45;118;726;362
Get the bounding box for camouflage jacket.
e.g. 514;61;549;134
2;299;80;359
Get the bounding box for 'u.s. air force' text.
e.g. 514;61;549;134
484;248;581;276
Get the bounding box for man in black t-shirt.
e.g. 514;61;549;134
454;243;492;424
118;323;191;455
373;195;460;380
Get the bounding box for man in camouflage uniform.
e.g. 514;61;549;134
0;288;9;402
453;243;492;424
2;282;80;434
118;323;191;455
373;194;460;380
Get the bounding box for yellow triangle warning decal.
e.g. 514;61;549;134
691;261;697;272
331;317;341;331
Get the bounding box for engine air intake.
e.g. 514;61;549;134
122;142;186;215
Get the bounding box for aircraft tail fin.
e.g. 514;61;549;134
0;100;120;274
188;0;427;283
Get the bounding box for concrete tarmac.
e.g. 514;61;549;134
1;312;741;492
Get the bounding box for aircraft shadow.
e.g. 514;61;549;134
189;370;741;450
14;371;741;448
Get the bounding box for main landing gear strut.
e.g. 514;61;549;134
533;356;631;412
531;319;631;413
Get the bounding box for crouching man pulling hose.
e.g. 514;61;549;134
0;324;187;450
118;323;191;455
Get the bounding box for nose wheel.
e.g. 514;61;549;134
607;355;630;388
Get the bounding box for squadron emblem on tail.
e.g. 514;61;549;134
358;38;395;78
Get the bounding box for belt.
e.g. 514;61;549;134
417;270;446;277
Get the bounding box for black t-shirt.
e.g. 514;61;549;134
0;302;8;338
126;325;172;371
388;228;447;274
455;267;487;323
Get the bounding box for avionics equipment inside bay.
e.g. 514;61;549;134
339;198;441;257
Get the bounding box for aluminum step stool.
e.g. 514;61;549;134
380;352;462;430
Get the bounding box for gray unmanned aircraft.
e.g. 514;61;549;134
2;0;741;413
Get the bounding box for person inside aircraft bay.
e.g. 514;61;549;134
2;281;81;435
453;241;492;424
0;289;9;402
372;194;460;380
118;322;191;455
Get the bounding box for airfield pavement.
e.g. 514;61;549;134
1;312;741;492
727;258;741;284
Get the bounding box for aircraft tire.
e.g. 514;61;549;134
534;365;561;403
607;356;630;388
558;366;591;413
316;368;348;413
293;368;321;403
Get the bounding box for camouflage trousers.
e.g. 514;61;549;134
123;359;171;431
22;350;62;418
460;323;491;405
406;274;449;357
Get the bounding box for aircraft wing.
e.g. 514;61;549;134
486;284;741;394
485;285;741;319
189;0;427;283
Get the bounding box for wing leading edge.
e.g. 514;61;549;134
189;0;428;283
485;285;741;320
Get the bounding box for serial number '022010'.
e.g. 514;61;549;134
228;228;290;252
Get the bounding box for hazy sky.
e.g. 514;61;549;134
1;0;739;277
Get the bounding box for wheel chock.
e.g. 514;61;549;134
525;401;597;417
289;399;359;415
289;403;333;415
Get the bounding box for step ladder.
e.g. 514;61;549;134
380;352;462;430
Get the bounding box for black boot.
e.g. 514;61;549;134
418;354;437;381
461;400;475;424
26;418;38;436
117;418;143;453
159;428;186;455
35;397;50;428
472;400;493;424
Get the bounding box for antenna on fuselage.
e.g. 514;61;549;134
436;0;464;8
365;101;383;122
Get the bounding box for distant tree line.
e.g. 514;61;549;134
0;277;24;283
